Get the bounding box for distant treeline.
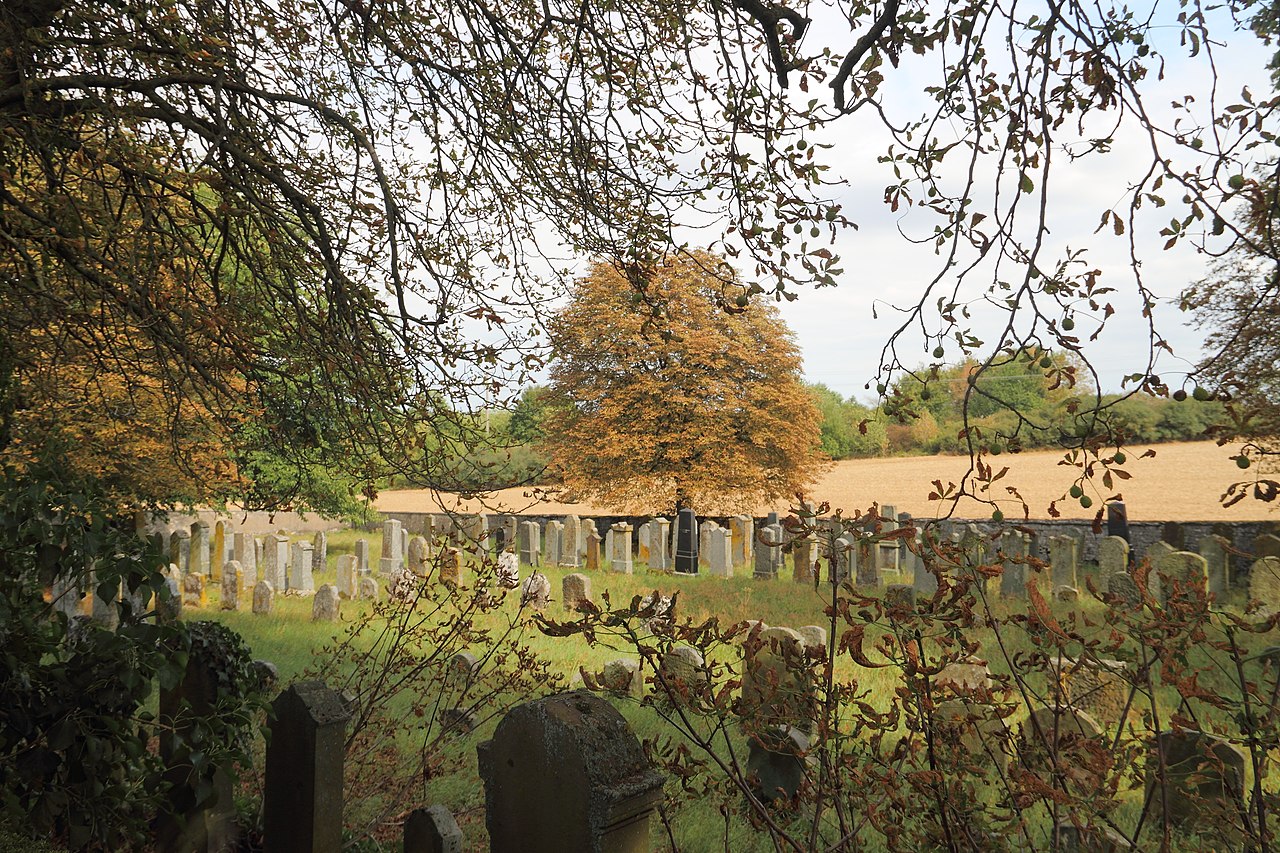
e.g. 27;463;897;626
441;357;1225;489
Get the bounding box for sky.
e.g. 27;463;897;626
773;11;1277;402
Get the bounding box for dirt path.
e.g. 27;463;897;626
376;440;1276;521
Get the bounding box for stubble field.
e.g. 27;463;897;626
378;440;1275;521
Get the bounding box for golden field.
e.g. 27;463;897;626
377;440;1278;521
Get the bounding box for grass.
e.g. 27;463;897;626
191;529;1280;852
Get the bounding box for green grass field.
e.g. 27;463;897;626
192;528;1279;852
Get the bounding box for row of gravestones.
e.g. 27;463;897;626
209;666;1261;851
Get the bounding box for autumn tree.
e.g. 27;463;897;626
541;253;824;513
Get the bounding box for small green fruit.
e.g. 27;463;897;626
1237;455;1251;469
876;383;887;395
1080;495;1093;508
1040;356;1052;368
1062;317;1075;331
992;509;1004;522
1069;485;1083;499
1113;451;1126;464
1193;386;1211;401
1228;174;1245;190
933;346;945;359
1173;389;1187;402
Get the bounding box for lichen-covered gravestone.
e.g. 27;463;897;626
1049;535;1078;588
221;560;243;611
182;572;207;608
1145;730;1247;845
519;572;551;611
741;626;813;732
336;554;358;599
407;535;430;577
599;658;645;698
656;645;708;706
562;573;592;612
477;690;664;853
1198;534;1231;594
311;584;340;622
252;580;274;615
358;576;380;602
1097;535;1129;575
403;805;463;853
1249;556;1280;617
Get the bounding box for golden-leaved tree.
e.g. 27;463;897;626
541;252;825;514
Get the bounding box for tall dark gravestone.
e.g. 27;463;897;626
675;508;699;574
1106;501;1129;542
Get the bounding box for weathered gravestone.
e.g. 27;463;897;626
741;626;813;732
1157;551;1209;602
252;580;274;615
1198;534;1231;594
157;575;182;624
1144;540;1176;572
407;535;430;577
795;625;827;652
446;652;479;692
311;584;340;622
190;521;212;576
290;541;315;593
998;529;1032;599
563;573;592;612
792;530;816;584
354;538;370;574
496;551;519;588
705;526;733;578
1051;657;1136;730
1106;571;1143;610
403;805;463;853
358;576;380;602
831;535;855;585
909;536;937;595
311;530;327;573
1019;707;1106;797
585;528;602;572
1249;556;1280;617
1253;532;1280;561
182;572;207;608
264;681;352;853
883;583;914;619
754;524;784;579
1097;535;1130;576
648;517;671;571
599;658;645;698
380;519;404;575
336;554;358;599
519;520;540;567
561;516;581;569
478;690;665;853
855;537;878;588
1145;730;1246;843
730;515;753;569
1049;535;1078;588
263;534;289;590
609;523;633;574
232;532;258;588
439;548;464;588
746;726;810;804
221;560;243;611
520;572;551;611
212;520;226;582
543;520;563;568
656;645;708;706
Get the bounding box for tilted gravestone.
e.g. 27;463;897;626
1019;707;1106;797
439;548;464;588
264;681;352;853
656;645;708;707
404;805;463;853
1145;730;1246;843
407;535;430;578
795;625;827;652
1249;556;1280;617
478;690;664;853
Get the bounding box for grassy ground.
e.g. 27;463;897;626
192;528;1279;852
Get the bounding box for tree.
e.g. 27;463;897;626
540;253;824;513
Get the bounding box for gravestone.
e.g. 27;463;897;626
1049;535;1078;588
580;519;596;560
1106;572;1142;610
754;523;784;579
519;520;540;567
477;691;664;853
446;652;479;691
1097;536;1129;576
407;536;430;577
656;645;708;706
520;572;551;611
795;625;827;651
585;528;602;571
697;520;718;566
232;532;258;588
1054;657;1135;730
379;519;404;575
1157;551;1209;601
1054;585;1079;603
403;805;463;853
157;575;182;624
402;527;410;565
998;530;1031;599
1249;556;1280;616
705;526;733;578
910;537;937;595
290;541;315;593
649;517;671;571
440;548;464;587
358;576;380;602
1144;540;1176;573
1145;730;1246;841
936;658;993;695
264;534;289;590
311;531;327;573
336;555;358;599
183;572;207;608
171;528;191;574
792;532;816;584
190;521;212;576
730;515;754;569
543;520;563;568
675;508;699;574
253;580;274;615
561;516;581;568
746;726;809;804
741;626;813;731
311;584;340;622
212;520;226;582
854;537;878;588
1019;707;1106;797
221;560;243;611
600;658;645;698
1253;532;1280;560
610;523;633;574
354;538;370;574
1106;501;1129;541
1198;534;1231;594
832;535;855;584
636;522;651;563
563;573;592;612
884;583;914;618
264;681;352;853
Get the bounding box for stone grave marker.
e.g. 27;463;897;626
221;560;243;611
520;572;551;611
1144;540;1176;571
675;508;699;574
562;573;592;612
253;580;273;615
403;805;463;853
656;645;708;706
182;572;207;608
212;520;226;582
264;681;352;853
796;625;827;651
477;690;664;853
754;523;784;579
190;521;212;576
730;515;753;569
792;531;816;584
290;541;315;593
585;528;602;571
832;535;855;585
1106;500;1129;541
609;523;633;574
649;517;671;571
379;519;404;575
855;537;878;588
705;526;733;578
741;626;813;731
1049;534;1078;588
263;534;289;590
1145;730;1246;842
1249;556;1280;617
1097;535;1129;575
1253;532;1280;560
311;531;327;573
560;515;581;568
354;538;370;574
440;548;464;587
157;575;182;624
358;576;380;602
1198;534;1231;594
543;520;563;568
311;584;340;622
746;726;809;804
232;532;257;588
1019;707;1106;797
518;520;540;567
599;658;645;698
1157;550;1209;601
910;536;937;595
884;583;914;618
1161;521;1186;550
407;535;430;577
1106;571;1143;610
336;555;358;599
171;528;191;574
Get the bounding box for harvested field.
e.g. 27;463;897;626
376;440;1277;521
